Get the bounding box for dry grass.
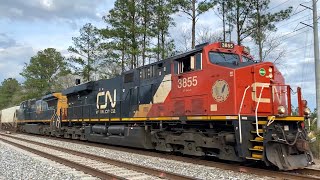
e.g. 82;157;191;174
311;138;320;159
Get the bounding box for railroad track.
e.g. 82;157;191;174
292;168;320;178
0;133;193;180
3;132;320;180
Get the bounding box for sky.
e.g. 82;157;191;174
0;0;318;109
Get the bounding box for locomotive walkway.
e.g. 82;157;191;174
1;132;320;180
0;133;193;180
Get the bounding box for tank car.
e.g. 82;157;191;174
0;106;20;130
17;42;314;170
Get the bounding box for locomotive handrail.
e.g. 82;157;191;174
238;85;250;144
297;87;303;116
255;84;270;138
50;109;56;128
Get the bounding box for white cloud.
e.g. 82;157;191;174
0;0;107;22
0;44;35;82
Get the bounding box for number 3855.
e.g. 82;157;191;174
178;76;198;88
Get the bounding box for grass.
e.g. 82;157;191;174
311;135;320;159
310;122;320;159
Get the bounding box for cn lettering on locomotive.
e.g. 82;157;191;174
96;89;117;109
251;82;285;104
11;42;314;171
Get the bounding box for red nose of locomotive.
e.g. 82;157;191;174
202;42;313;170
236;62;289;117
202;42;306;117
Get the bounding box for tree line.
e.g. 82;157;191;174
0;0;292;109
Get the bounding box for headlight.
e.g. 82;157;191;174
304;107;311;116
268;67;273;79
269;74;273;79
278;106;286;115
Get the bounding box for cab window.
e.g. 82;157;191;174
41;101;48;111
36;100;42;112
20;102;27;109
174;53;202;74
209;52;239;64
36;100;49;112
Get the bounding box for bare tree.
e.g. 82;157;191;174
173;0;216;48
251;32;286;66
175;25;223;53
53;74;82;90
196;25;223;44
262;33;286;65
175;26;192;52
99;61;123;79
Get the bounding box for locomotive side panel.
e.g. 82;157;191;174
64;77;123;120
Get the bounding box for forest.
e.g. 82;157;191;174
0;0;293;109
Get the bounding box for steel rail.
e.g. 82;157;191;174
292;168;320;178
0;136;125;180
6;132;320;180
0;134;194;180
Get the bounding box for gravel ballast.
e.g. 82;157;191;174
11;134;271;180
0;140;97;180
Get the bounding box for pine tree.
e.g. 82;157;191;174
68;23;102;81
174;0;216;49
153;0;176;60
101;0;129;73
216;0;254;45
140;0;155;65
127;0;141;68
101;0;176;71
250;0;292;61
102;0;142;70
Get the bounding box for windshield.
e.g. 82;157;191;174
242;56;253;62
209;52;240;64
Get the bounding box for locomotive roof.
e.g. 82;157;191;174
42;93;57;101
165;43;206;61
61;42;208;95
62;81;94;96
137;42;207;69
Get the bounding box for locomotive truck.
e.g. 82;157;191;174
8;42;314;170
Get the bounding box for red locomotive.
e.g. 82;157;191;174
15;42;314;170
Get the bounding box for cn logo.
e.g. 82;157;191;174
251;82;283;103
96;89;117;109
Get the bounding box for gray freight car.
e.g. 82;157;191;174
0;106;19;130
